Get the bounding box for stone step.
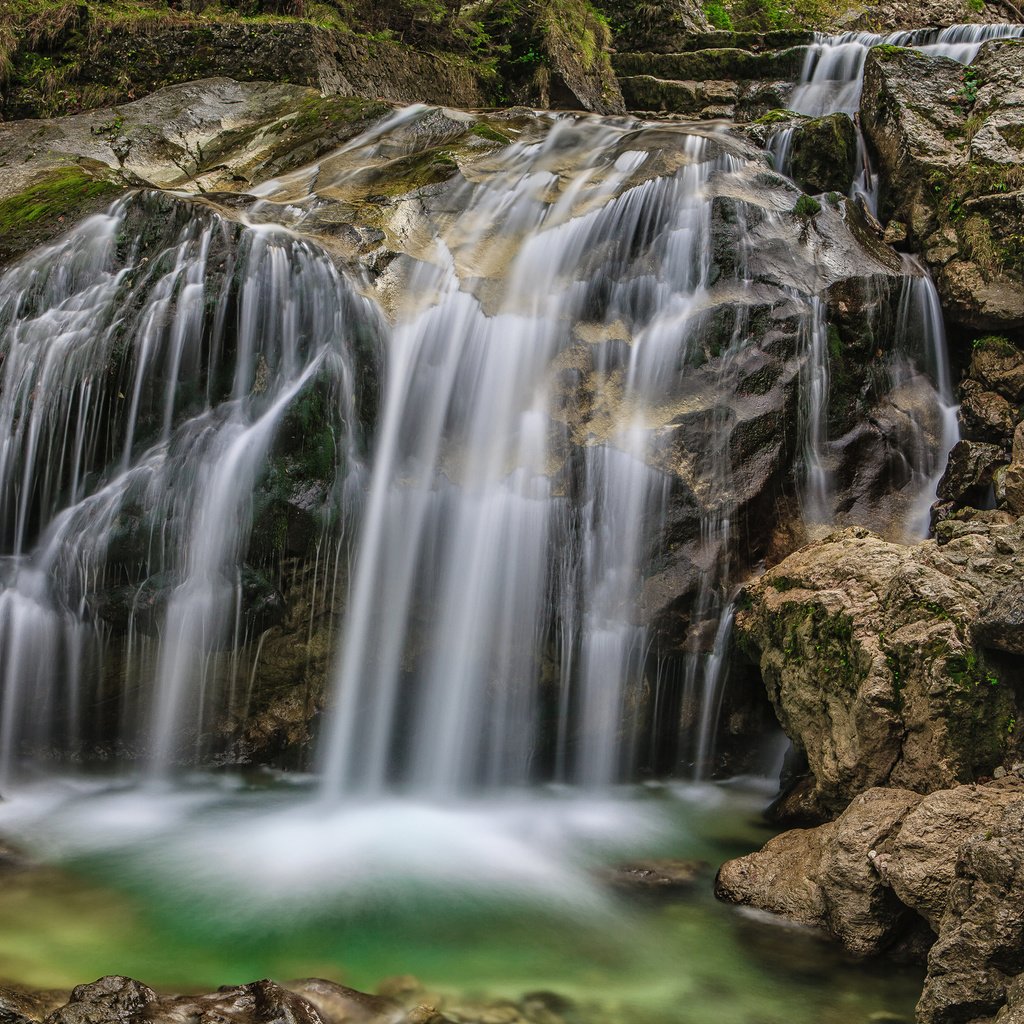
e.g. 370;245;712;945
612;46;809;82
617;74;789;120
628;29;815;55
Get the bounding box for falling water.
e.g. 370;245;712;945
316;120;753;795
780;22;1024;210
0;193;372;784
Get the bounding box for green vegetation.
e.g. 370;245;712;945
0;166;120;256
703;0;861;32
793;194;821;218
973;335;1019;354
703;0;733;30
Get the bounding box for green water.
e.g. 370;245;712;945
0;777;921;1023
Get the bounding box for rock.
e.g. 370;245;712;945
717;778;1024;1016
155;981;324;1024
881;780;1024;931
787;113;858;195
284;980;400;1024
45;978;159;1024
935;439;1007;507
2;20;486;121
976;579;1024;655
482;0;625;114
0;987;68;1024
918;799;1024;1024
970;337;1024;403
734;524;1022;812
860;44;1024;332
959;380;1016;445
604;858;709;891
716;787;925;955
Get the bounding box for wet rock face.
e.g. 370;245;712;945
860;42;1024;333
734;522;1023;814
934;336;1024;526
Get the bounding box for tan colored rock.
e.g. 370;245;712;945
716;787;924;955
735;522;1022;811
883;779;1024;929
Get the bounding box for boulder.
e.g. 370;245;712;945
716;779;1024;1013
734;523;1022;812
860;43;1024;332
715;786;924;955
787;113;858;195
918;799;1024;1024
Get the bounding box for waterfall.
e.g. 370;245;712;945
777;22;1024;210
0;88;980;790
0;193;372;784
316;120;752;795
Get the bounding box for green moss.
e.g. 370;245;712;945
793;194;821;218
973;334;1019;354
768;575;805;592
754;107;802;125
471;121;512;144
872;43;912;59
0;169;119;243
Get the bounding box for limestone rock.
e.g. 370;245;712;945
715;787;924;955
734;524;1021;811
918;799;1024;1024
860;44;1024;331
882;780;1024;931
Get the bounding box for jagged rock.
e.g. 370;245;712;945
860;44;1024;331
734;524;1022;812
959;380;1017;444
881;781;1024;931
45;977;159;1024
715;787;924;955
716;778;1024;1008
918;799;1024;1024
935;439;1008;506
976;579;1024;655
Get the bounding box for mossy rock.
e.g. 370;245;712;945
613;45;807;82
0;165;122;267
788;112;857;196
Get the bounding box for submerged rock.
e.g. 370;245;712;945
603;858;709;890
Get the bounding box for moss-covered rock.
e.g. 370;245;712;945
788;112;857;195
860;42;1024;334
734;523;1023;815
481;0;624;112
613;44;807;81
0;164;122;265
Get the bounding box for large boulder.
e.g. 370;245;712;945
717;779;1024;1021
860;43;1024;332
734;521;1023;813
918;799;1024;1024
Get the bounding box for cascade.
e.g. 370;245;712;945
0;100;969;792
0;194;374;784
781;22;1024;211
